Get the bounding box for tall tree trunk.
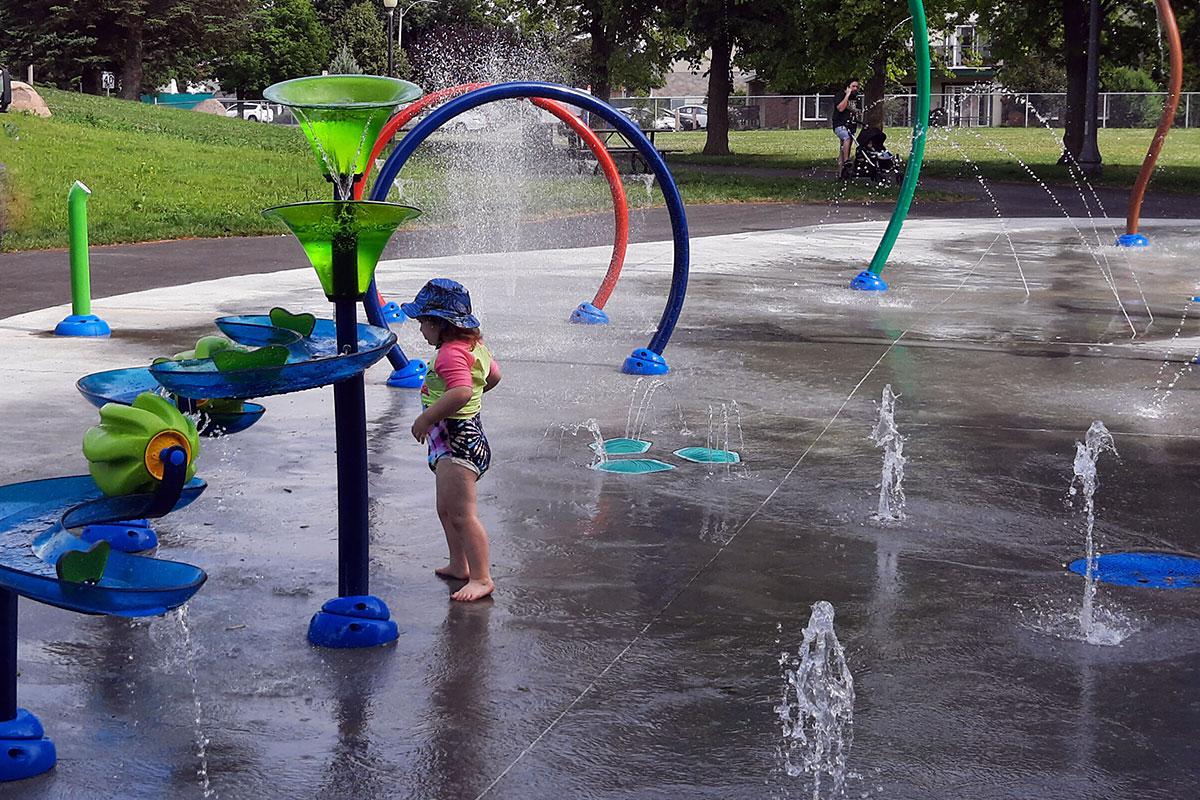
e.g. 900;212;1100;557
81;66;102;95
118;14;145;100
588;14;613;103
864;52;887;129
702;31;732;156
1060;0;1087;161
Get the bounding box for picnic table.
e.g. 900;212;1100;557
569;127;668;174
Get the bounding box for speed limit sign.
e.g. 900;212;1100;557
101;71;115;90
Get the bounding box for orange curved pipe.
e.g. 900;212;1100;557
355;83;630;310
1126;0;1183;237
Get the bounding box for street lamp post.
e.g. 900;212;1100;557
382;0;398;77
396;0;437;64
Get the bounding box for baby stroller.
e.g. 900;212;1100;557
842;126;903;184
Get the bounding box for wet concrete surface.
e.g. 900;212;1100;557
1;218;1199;798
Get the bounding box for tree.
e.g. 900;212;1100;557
330;1;387;76
211;0;331;98
672;0;801;155
0;0;246;97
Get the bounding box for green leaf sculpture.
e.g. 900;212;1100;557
212;345;289;373
269;307;317;338
56;540;111;584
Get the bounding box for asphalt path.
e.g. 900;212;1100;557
2;172;1197;319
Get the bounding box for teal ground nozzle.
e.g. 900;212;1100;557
263;75;422;181
55;181;110;337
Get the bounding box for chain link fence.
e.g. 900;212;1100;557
611;92;1200;131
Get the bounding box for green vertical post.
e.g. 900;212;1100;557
54;180;110;336
851;0;931;291
68;181;92;315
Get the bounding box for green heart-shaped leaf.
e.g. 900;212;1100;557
194;335;237;359
212;345;289;373
56;540;111;584
270;307;317;338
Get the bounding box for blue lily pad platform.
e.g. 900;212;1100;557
0;474;207;616
590;437;652;456
592;459;675;475
674;446;741;464
151;317;395;400
76;367;266;436
1068;552;1200;589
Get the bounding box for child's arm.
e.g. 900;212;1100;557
412;387;471;443
483;361;501;392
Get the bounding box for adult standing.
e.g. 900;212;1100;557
831;80;862;176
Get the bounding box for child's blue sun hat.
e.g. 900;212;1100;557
401;278;480;328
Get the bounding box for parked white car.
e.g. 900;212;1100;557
675;104;708;130
225;101;275;123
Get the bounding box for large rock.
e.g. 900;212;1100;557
192;98;227;116
8;82;51;117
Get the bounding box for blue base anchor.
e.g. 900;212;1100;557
54;314;110;337
569;302;609;325
1116;233;1150;248
307;595;398;648
0;710;56;783
622;348;669;376
850;270;889;291
81;519;156;553
387;359;427;389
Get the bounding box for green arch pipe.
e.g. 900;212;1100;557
850;0;931;292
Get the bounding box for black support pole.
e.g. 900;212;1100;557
1;587;17;722
330;186;370;599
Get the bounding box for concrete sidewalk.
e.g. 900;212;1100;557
1;217;1199;799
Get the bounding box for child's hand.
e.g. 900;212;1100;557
412;414;433;443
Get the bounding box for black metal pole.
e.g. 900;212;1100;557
1078;0;1103;172
387;9;395;77
330;186;370;598
1;588;17;721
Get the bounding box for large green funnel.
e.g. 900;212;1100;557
262;201;421;300
264;75;422;180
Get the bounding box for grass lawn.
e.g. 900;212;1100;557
660;127;1200;193
0;89;944;252
2;88;1194;252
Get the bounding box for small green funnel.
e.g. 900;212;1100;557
264;75;422;180
262;201;421;300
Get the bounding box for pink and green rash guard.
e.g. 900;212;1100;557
420;339;497;419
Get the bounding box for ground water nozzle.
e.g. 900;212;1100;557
54;181;110;337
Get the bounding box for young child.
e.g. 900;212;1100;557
402;278;501;602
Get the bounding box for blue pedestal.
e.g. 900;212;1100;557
850;270;888;292
380;302;405;323
569;302;609;325
622;348;669;375
308;595;398;648
80;519;157;553
0;710;56;783
1116;233;1150;248
387;359;427;389
53;314;110;337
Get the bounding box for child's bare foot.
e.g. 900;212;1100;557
450;578;494;602
435;564;470;581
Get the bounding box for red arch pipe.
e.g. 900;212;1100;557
355;83;629;310
1125;0;1183;237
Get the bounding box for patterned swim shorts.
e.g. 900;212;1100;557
427;414;491;478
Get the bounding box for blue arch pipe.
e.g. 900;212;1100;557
366;81;689;376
